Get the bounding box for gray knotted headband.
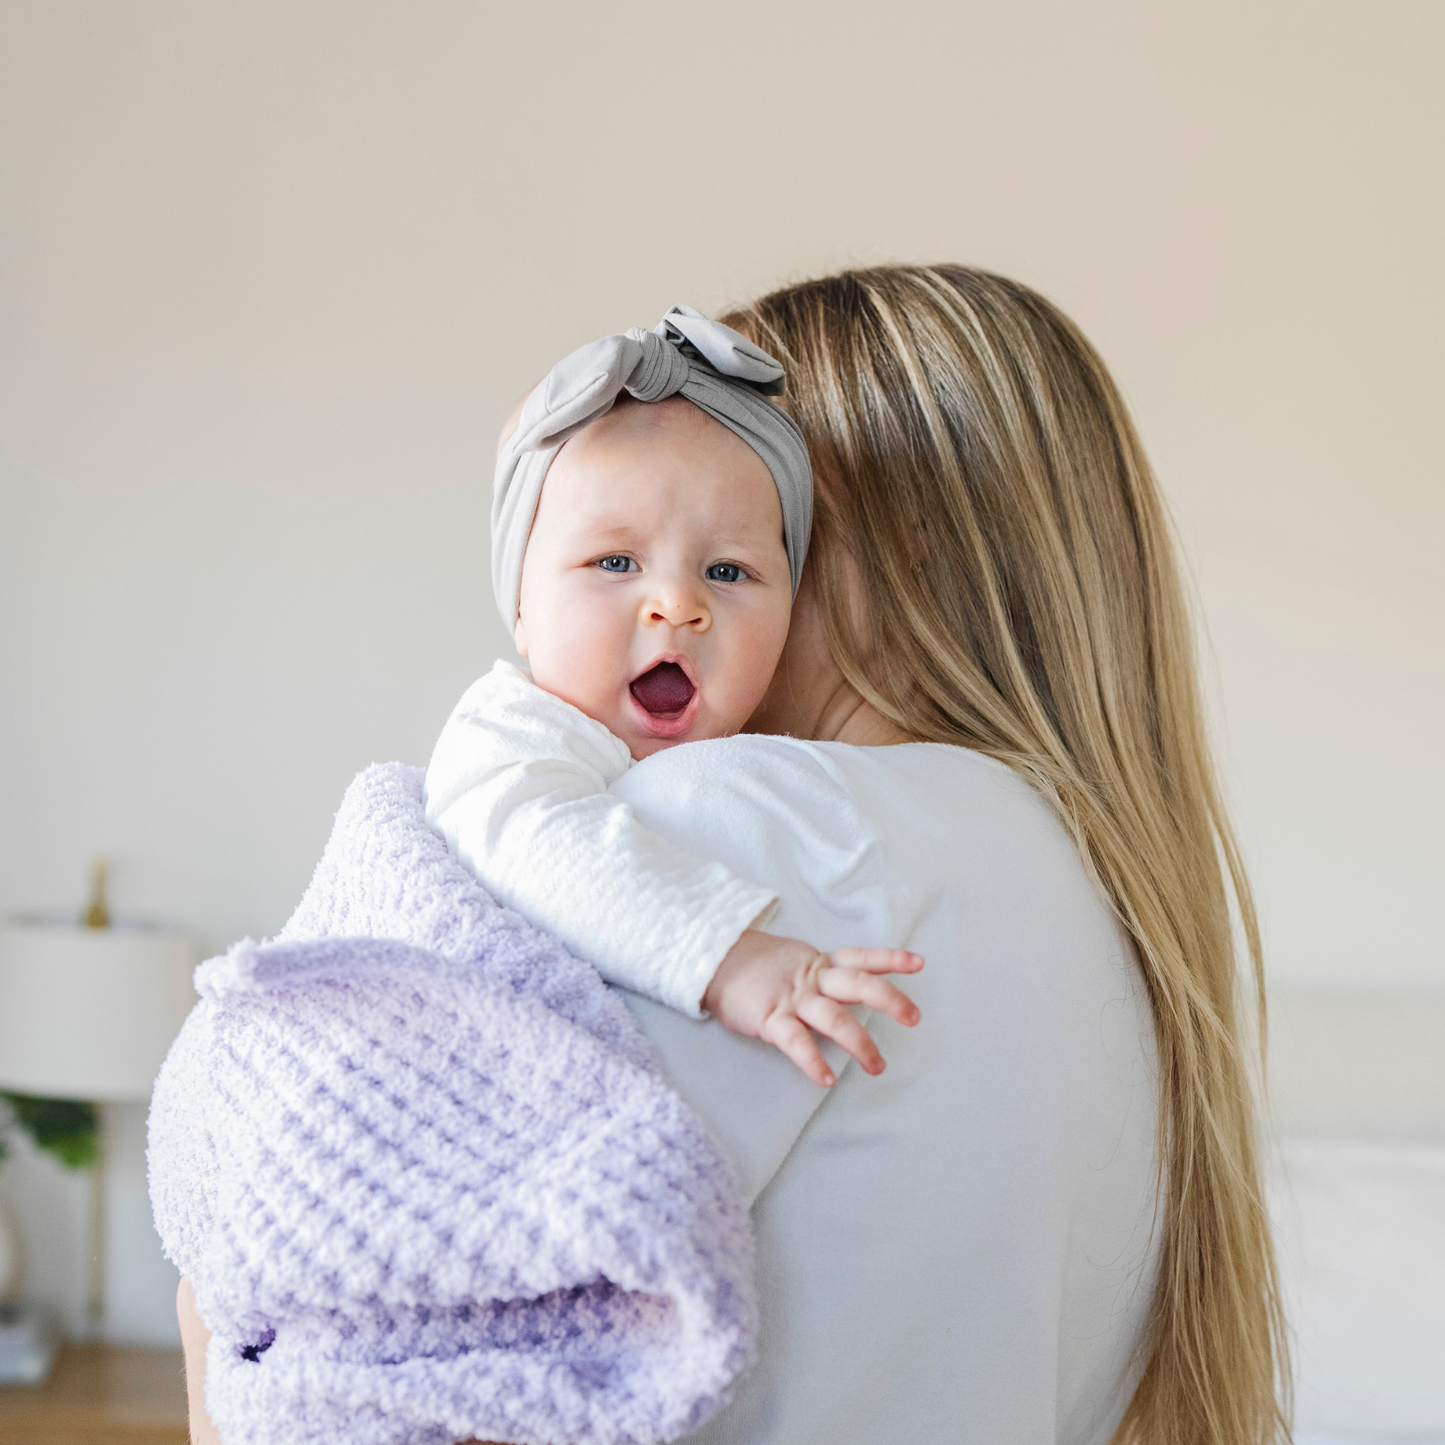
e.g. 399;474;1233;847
492;304;813;626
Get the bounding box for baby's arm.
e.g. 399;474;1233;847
429;663;925;1076
426;661;779;1016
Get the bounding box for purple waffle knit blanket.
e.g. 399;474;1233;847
147;763;755;1445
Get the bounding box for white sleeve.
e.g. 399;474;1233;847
423;660;779;1017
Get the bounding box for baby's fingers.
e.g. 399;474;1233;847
762;1012;837;1089
796;994;886;1076
826;947;924;976
818;969;922;1028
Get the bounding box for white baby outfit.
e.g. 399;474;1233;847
425;659;778;1017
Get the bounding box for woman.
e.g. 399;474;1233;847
181;265;1287;1444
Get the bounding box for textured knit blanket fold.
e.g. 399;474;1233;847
147;763;755;1445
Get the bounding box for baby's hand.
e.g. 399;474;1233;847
701;930;924;1087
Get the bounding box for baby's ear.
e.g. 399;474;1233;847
512;613;529;658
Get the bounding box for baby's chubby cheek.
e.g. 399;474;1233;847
517;602;635;729
703;629;789;735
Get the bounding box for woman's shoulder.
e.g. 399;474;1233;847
619;735;870;864
626;732;1022;810
619;734;1094;944
626;734;1065;869
615;735;885;937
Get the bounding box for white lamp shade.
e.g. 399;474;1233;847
0;921;199;1100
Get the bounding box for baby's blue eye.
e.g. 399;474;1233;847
705;562;746;583
596;555;635;573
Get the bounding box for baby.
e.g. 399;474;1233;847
425;306;922;1087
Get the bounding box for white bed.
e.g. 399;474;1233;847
1269;992;1445;1444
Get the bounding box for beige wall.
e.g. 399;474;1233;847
0;0;1441;1338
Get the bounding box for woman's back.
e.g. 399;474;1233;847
614;734;1160;1445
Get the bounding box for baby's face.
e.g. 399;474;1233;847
514;397;792;760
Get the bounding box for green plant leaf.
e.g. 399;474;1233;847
0;1091;97;1171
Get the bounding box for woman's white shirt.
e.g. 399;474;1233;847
612;735;1161;1445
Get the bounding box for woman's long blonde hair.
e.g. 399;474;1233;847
724;265;1290;1445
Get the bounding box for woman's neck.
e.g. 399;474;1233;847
746;657;910;746
810;679;910;746
746;561;912;746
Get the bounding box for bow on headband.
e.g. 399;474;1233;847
491;304;813;627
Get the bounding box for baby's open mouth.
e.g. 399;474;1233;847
630;662;696;719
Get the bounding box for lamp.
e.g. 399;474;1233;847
0;922;198;1098
0;890;197;1379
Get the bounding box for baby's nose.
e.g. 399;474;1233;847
643;583;710;632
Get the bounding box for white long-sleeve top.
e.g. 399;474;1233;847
611;735;1161;1445
423;660;779;1016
